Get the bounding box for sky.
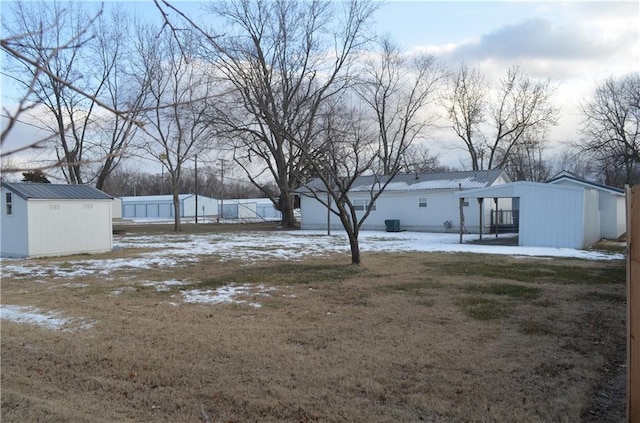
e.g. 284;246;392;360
1;0;639;174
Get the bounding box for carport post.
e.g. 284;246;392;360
494;197;499;238
477;197;484;240
459;187;464;244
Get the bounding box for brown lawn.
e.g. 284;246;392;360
0;223;627;422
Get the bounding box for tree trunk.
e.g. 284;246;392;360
347;231;361;266
279;189;297;228
172;178;181;232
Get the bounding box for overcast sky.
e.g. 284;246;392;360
1;0;639;172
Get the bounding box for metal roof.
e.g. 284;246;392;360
547;171;624;195
1;182;113;201
299;169;508;193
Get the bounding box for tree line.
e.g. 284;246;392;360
2;0;638;263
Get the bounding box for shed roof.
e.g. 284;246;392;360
547;171;624;195
301;169;508;193
454;181;583;199
2;182;112;201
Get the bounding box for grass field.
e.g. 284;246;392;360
0;223;627;422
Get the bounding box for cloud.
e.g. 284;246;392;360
450;18;609;63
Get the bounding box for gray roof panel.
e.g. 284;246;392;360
2;182;113;200
299;169;508;193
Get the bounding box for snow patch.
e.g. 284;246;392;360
1;305;93;331
181;284;270;308
143;279;189;291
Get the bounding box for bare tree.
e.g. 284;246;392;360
1;1;99;164
1;1;147;187
501;131;551;182
297;102;382;265
162;0;377;229
443;64;558;171
136;25;215;231
400;143;446;174
442;63;487;170
86;6;150;189
579;73;640;186
357;37;447;175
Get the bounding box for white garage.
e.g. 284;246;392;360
456;181;603;249
1;182;113;258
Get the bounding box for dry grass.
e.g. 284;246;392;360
0;224;626;422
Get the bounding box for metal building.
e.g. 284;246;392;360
121;194;218;220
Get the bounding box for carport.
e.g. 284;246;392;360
456;181;601;249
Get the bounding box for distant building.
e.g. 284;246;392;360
221;198;282;220
120;194;218;220
1;182;113;258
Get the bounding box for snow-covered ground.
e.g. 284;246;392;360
1;230;624;331
1;230;624;280
0;305;94;331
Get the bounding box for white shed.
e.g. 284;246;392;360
1;182;113;258
456;181;601;249
298;169;510;233
121;194;218;220
547;171;626;240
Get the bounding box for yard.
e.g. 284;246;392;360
0;222;627;422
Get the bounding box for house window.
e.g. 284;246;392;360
353;199;376;212
5;192;12;215
418;197;428;208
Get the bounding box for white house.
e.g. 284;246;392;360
299;169;510;233
547;171;626;240
456;181;604;249
220;198;282;220
121;194;218;220
1;182;113;258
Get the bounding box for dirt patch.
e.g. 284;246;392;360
1;226;627;422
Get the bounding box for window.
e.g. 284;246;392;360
418;197;428;208
5;192;12;215
353;199;376;212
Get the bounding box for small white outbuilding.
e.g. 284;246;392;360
547;171;626;240
1;182;113;258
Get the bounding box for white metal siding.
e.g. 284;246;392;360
583;188;601;247
599;191;626;239
112;198;122;219
0;188;29;257
27;199;112;257
515;185;585;248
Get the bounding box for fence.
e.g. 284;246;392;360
627;185;639;423
489;209;520;233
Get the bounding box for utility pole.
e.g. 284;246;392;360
194;154;198;223
218;159;225;223
159;153;167;195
